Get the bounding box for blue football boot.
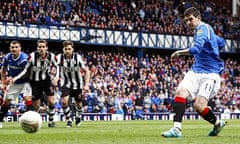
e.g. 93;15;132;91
162;127;182;138
208;120;226;136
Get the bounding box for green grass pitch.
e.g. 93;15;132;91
0;120;239;144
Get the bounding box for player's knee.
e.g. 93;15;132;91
34;105;40;111
47;96;55;105
193;97;208;111
75;96;82;103
175;87;189;98
33;100;40;110
61;96;69;106
24;96;32;102
2;100;11;106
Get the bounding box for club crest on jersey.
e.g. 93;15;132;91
44;60;50;66
197;29;203;35
70;59;76;65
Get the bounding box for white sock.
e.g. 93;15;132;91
215;119;220;126
174;122;182;131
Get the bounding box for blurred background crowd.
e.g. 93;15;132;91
0;50;240;118
0;0;240;119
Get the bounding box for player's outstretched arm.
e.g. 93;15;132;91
171;48;190;58
10;61;31;84
51;54;60;86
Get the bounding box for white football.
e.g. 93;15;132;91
19;111;42;133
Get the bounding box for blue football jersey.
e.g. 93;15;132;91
2;52;29;84
189;22;225;74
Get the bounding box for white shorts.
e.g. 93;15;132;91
4;83;32;101
178;71;221;100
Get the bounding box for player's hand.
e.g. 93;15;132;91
2;76;13;85
82;85;89;97
171;51;180;58
83;85;89;94
1;84;7;93
83;84;89;91
9;77;17;85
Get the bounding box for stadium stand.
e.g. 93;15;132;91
0;0;239;39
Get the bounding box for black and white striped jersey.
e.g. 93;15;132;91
57;53;87;89
16;51;59;81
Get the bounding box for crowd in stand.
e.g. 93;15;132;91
0;0;239;39
0;50;240;118
83;51;240;115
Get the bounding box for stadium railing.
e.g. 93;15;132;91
0;22;239;54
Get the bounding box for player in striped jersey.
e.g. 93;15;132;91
56;40;90;127
0;40;34;128
12;39;59;127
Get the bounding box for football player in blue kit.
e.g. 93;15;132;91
0;40;34;128
162;7;226;137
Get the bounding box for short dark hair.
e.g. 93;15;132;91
37;39;48;46
63;40;74;48
184;7;201;18
10;40;21;45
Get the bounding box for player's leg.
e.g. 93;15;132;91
195;78;226;136
194;96;226;136
194;96;217;124
21;83;34;111
0;100;10;128
30;81;41;111
0;84;21;128
23;96;34;110
75;101;83;127
44;82;55;127
47;95;55;127
162;71;194;138
61;87;72;127
33;99;41;111
161;87;189;137
74;89;83;127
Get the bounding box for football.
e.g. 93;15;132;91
19;111;42;133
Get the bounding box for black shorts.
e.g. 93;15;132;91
61;87;83;102
30;80;54;101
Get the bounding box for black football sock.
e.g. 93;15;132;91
173;96;186;123
75;106;82;119
25;100;35;111
62;106;71;120
199;107;217;125
0;105;9;122
47;105;55;122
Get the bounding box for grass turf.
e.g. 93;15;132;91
0;119;239;144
